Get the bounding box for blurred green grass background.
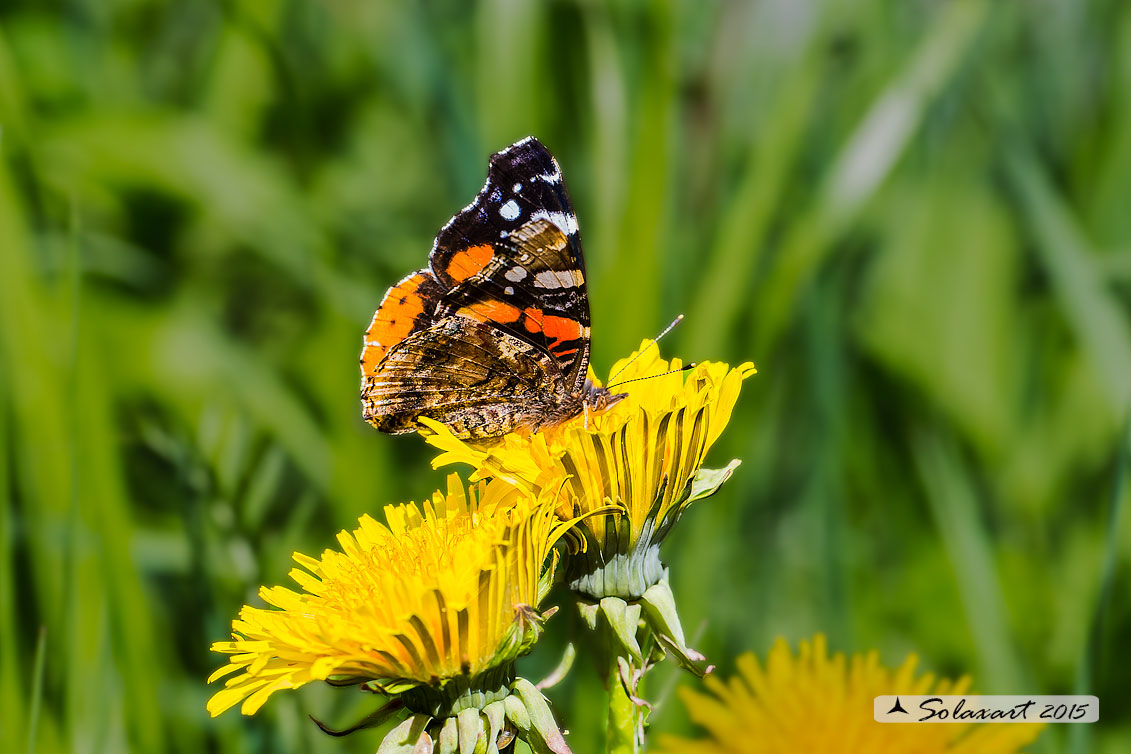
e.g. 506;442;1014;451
2;0;1129;752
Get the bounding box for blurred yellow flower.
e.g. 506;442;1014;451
654;635;1044;754
423;342;755;600
207;474;574;718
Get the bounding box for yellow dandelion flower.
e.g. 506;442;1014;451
424;343;753;681
424;342;755;602
207;474;573;720
653;635;1044;754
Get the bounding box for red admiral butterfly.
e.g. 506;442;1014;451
360;137;625;440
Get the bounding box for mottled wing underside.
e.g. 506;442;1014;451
361;315;568;439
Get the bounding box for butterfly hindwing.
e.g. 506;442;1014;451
361;315;568;437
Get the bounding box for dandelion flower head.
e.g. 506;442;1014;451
207;474;574;717
654;635;1044;754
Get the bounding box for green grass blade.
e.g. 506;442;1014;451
1070;415;1130;754
912;430;1028;693
0;304;22;754
755;0;990;352
1005;149;1131;410
26;626;46;754
685;54;822;358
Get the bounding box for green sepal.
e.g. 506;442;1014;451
376;714;432;754
483;701;506;754
639;576;686;648
686;459;741;504
457;706;484;754
503;693;531;733
536;642;576;690
577;600;600;630
510;678;572;754
438;716;459;754
639;576;711;677
599;597;643;665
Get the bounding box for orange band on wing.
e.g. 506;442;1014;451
361;273;432;374
446;244;495;282
464;299;522;323
524;309;581;338
523;308;583;353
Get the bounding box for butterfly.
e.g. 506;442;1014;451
360;136;625;440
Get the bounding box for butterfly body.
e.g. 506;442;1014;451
361;137;624;440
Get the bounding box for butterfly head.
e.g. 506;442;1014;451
581;380;627;413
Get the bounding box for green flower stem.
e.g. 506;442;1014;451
606;653;638;754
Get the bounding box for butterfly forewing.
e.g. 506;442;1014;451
360;270;445;375
360;136;613;440
430;137;584;289
438;219;591;392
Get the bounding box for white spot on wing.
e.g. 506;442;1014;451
534;269;579;289
504;286;515;296
530;209;578;236
505;266;528;282
500;199;521;221
513;183;522;192
536;171;561;184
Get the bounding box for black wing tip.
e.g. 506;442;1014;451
504;135;546;152
492;135;556;169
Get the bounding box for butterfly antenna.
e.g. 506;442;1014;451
607;362;696;390
607;314;685;384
